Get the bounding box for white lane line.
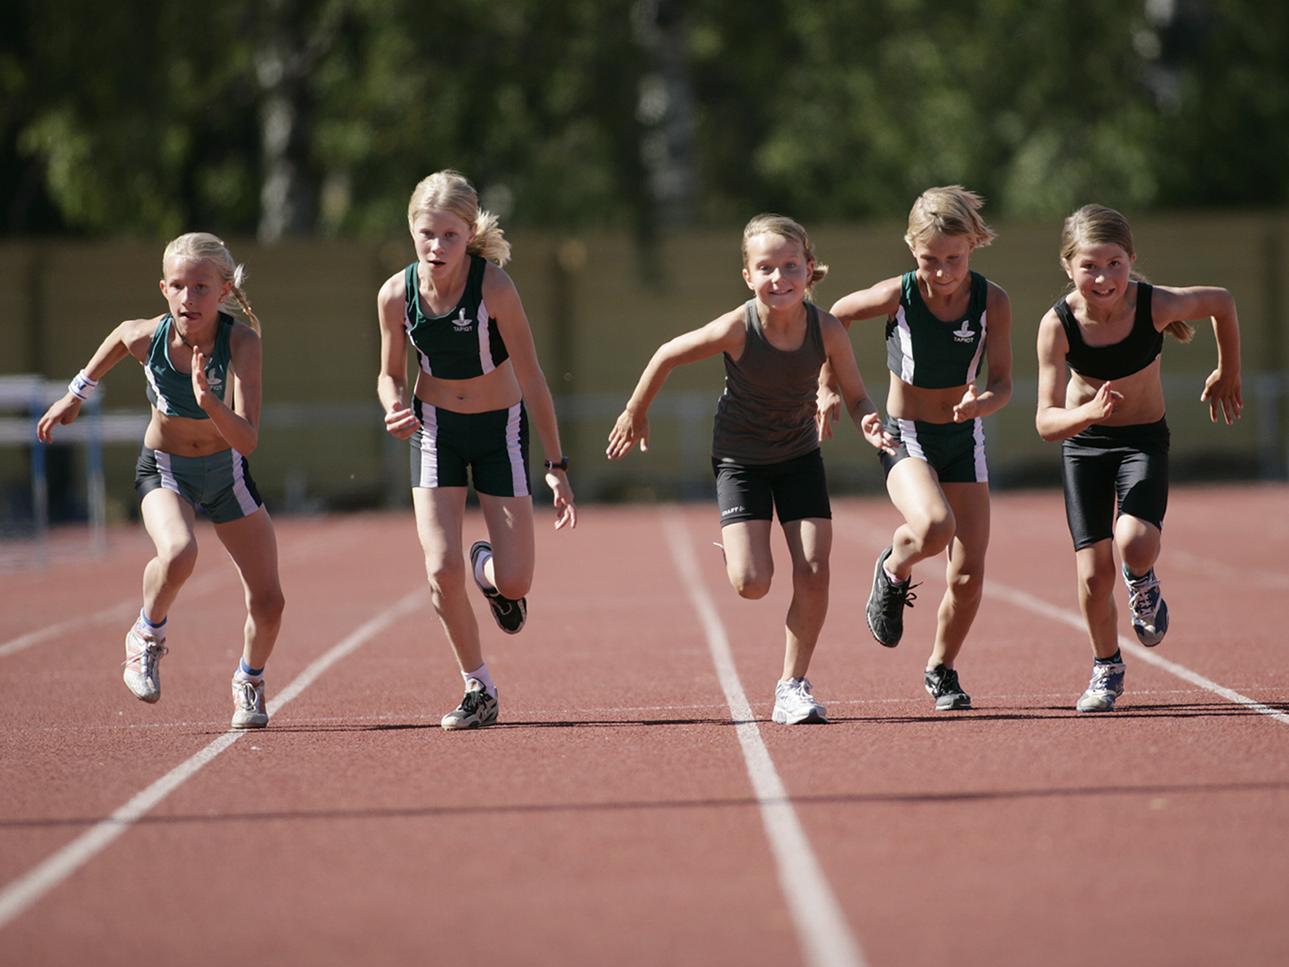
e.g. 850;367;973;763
832;520;1289;729
663;510;867;967
0;588;426;930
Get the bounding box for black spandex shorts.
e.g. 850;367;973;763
1061;418;1170;550
409;400;530;497
878;415;988;484
712;448;830;527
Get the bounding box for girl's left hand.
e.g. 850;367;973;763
815;386;842;441
191;349;213;411
546;471;577;530
952;383;981;423
1201;369;1243;424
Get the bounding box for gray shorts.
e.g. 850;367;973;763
135;446;263;523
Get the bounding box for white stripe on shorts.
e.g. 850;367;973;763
972;417;988;483
417;405;440;489
230;449;259;515
505;403;528;497
896;418;925;462
154;450;180;493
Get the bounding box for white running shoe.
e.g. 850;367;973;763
1076;660;1126;712
772;677;828;724
123;625;168;703
231;676;269;729
440;678;499;731
1124;566;1169;647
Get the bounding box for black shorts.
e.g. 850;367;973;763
878;416;988;484
134;446;263;524
1061;418;1170;550
410;400;530;497
712;449;831;526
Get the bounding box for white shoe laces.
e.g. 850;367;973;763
1127;573;1160;621
234;679;262;711
124;636;169;675
1088;663;1123;692
779;677;817;708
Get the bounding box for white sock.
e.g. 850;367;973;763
473;548;495;591
463;663;496;697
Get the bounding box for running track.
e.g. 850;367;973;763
1;485;1287;966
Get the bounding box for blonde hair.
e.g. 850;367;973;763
741;213;829;299
904;185;997;250
1060;204;1194;343
162;232;261;334
407;169;511;266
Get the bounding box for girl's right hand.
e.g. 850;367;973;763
384;404;420;440
606;408;649;460
1084;380;1124;423
36;396;83;443
815;386;842;441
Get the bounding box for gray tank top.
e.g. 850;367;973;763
712;300;827;464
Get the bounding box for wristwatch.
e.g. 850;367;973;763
544;457;570;471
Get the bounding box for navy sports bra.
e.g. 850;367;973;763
1054;283;1162;380
886;271;989;389
403;256;510;380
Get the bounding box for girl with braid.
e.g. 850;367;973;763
1036;204;1242;712
38;233;285;729
608;214;891;725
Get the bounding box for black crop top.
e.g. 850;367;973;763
1054;283;1162;380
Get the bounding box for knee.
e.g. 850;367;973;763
425;557;467;598
946;566;984;605
158;540;198;580
493;570;532;601
910;510;956;556
731;570;772;600
793;558;830;595
250;587;286;624
1078;567;1117;602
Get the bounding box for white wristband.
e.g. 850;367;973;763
67;370;98;401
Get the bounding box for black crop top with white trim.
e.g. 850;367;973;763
1054;283;1162;380
403;255;510;380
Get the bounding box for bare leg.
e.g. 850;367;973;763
139;489;199;624
412;487;482;674
477;493;536;600
780;518;832;680
1075;540;1121;659
719;519;774;600
214;506;286;669
884;459;955;581
929;482;990;669
1115;514;1161;578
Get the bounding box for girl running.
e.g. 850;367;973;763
377;169;576;731
1036;203;1242;712
37;233;284;729
607;213;892;724
823;186;1013;711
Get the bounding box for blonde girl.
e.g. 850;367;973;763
377;169;576;731
1035;204;1241;712
608;214;892;724
37;233;284;729
823;186;1013;711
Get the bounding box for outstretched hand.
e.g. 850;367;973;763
606;407;649;460
816;386;842;442
1200;368;1243;425
546;471;578;530
36;395;83;443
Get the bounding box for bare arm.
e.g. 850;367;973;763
1152;284;1243;424
36;317;154;442
605;309;745;459
953;282;1014;423
1034;309;1121;441
818;311;894;453
375;273;420;441
818;277;902;432
488;266;576;529
193;324;262;454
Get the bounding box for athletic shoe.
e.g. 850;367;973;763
231;676;269;729
469;540;527;634
771;677;828;724
440;678;499;731
1124;566;1169;647
1076;660;1126;712
865;546;917;647
123;625;169;703
924;664;972;711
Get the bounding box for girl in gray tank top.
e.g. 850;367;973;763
608;214;893;727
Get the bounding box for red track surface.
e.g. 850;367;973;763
2;485;1287;966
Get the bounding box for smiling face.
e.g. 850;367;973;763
159;256;229;331
742;232;813;310
410;209;475;276
1064;241;1135;309
909;231;974;296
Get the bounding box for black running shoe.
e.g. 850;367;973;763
865;546;917;647
470;540;527;634
924;663;971;711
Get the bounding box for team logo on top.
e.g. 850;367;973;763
951;320;976;344
205;368;224;397
451;308;473;332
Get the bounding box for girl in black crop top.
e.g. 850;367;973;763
1035;204;1243;714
